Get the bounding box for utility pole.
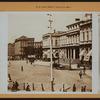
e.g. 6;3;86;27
47;14;54;91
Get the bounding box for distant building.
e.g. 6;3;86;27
8;43;15;60
34;41;43;59
34;41;42;48
14;36;34;60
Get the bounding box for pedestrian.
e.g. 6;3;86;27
15;81;19;91
31;61;32;65
90;89;92;92
77;63;80;68
79;71;82;79
83;86;86;92
21;66;23;71
11;82;16;92
11;82;14;91
26;60;28;64
23;83;26;90
73;84;76;92
26;83;30;91
83;66;86;75
8;74;12;81
81;86;84;92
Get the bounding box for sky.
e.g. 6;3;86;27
8;12;87;43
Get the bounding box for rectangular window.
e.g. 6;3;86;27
87;31;89;41
83;32;85;41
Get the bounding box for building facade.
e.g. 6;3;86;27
42;31;65;61
34;41;42;48
8;43;15;60
42;14;92;68
14;36;34;60
79;18;92;69
60;20;80;58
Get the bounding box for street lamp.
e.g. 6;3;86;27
47;14;54;91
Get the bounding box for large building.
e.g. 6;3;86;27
42;14;92;69
42;31;65;61
79;15;92;69
14;36;34;60
8;43;15;60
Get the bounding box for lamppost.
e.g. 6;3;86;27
47;14;54;91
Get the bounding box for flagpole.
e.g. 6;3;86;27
47;14;54;91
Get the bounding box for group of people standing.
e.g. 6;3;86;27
73;84;88;92
23;83;31;91
11;81;19;92
73;67;88;92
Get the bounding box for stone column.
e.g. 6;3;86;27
68;49;69;59
73;48;75;59
70;49;72;59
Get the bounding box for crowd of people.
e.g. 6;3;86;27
72;84;90;92
8;80;91;92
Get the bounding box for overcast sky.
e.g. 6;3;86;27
8;12;87;43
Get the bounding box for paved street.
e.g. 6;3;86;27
8;60;92;92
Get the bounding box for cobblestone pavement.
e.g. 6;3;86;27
8;60;92;92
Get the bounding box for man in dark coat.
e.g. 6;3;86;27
26;83;30;91
83;86;86;92
15;81;19;91
73;84;76;92
81;86;84;92
79;71;82;79
83;66;86;75
21;66;23;71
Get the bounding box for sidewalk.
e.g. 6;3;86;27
33;60;84;70
34;60;50;67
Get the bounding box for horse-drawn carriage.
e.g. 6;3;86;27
53;62;66;70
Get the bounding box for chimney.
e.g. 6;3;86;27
75;18;80;22
85;14;92;20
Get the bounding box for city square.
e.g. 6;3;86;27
8;60;92;92
8;13;92;92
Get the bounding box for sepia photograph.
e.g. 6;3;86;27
8;12;92;93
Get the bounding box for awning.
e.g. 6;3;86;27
87;49;92;57
79;50;85;56
84;49;92;61
47;50;50;53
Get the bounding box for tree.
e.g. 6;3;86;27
23;46;34;59
34;46;43;59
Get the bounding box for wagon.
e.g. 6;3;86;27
53;62;66;70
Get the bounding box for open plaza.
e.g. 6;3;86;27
8;60;92;92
